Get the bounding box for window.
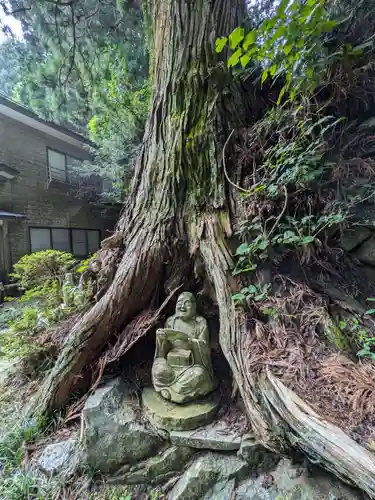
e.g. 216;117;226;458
72;229;86;256
30;228;51;252
30;227;100;256
52;228;71;253
47;148;79;183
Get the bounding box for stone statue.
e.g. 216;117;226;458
62;272;85;309
62;272;76;309
152;292;215;404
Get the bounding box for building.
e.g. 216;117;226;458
0;95;119;283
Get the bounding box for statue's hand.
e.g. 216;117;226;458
186;336;198;347
156;329;167;340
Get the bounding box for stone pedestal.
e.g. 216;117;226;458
142;387;219;431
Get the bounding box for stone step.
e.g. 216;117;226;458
170;419;242;451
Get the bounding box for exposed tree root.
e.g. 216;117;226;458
27;226;167;417
62;287;181;423
261;372;375;498
22;0;375;494
198;212;375;496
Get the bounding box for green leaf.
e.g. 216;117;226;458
272;25;286;42
261;68;269;85
216;37;228;54
357;348;371;357
227;48;242;68
365;309;375;315
263;17;278;32
246;285;257;294
283;43;293;55
269;64;277;76
229;27;244;50
367;297;375;302
301;235;315;245
232;293;246;303
243;30;256;50
257;240;268;250
240;264;258;272
254;294;265;301
277;85;287;105
319;20;337;33
240;53;251;68
235;243;249;255
277;0;290;17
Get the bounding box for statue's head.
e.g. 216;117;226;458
64;272;74;285
176;292;196;320
89;259;101;274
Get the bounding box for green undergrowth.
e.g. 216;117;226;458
89;485;165;500
0;416;47;500
0;250;93;368
0;380;165;499
219;0;375;364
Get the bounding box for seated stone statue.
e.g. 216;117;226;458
152;292;215;404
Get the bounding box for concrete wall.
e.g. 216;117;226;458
0;113;118;280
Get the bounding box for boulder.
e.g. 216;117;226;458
340;226;372;252
235;458;362;500
83;378;164;473
202;478;235;499
0;357;16;384
168;452;248;500
170;419;241;451
37;439;78;476
238;434;280;471
110;445;196;485
354;234;375;265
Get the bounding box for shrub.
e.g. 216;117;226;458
0;418;47;500
11;250;76;291
1;251;91;366
76;252;97;274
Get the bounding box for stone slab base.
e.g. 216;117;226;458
170;419;241;451
142;388;219;431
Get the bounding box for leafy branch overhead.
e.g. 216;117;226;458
215;0;375;370
217;0;340;102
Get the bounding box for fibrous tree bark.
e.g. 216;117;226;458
30;0;243;418
28;0;375;496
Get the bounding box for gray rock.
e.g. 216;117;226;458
235;458;362;500
37;439;77;476
351;204;375;226
0;358;14;384
170;419;241;451
110;446;196;485
238;435;280;471
202;479;235;499
83;378;164;473
340;227;372;252
354;234;375;265
168;452;248;500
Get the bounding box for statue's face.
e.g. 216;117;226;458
176;294;196;320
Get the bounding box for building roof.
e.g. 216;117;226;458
0;163;19;179
0;210;26;219
0;94;90;150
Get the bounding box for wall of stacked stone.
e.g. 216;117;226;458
0;113;118;273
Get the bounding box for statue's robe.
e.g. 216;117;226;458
152;314;215;403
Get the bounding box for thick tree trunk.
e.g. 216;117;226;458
28;0;375;496
30;0;243;417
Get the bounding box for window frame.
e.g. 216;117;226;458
29;226;101;256
46;147;80;184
